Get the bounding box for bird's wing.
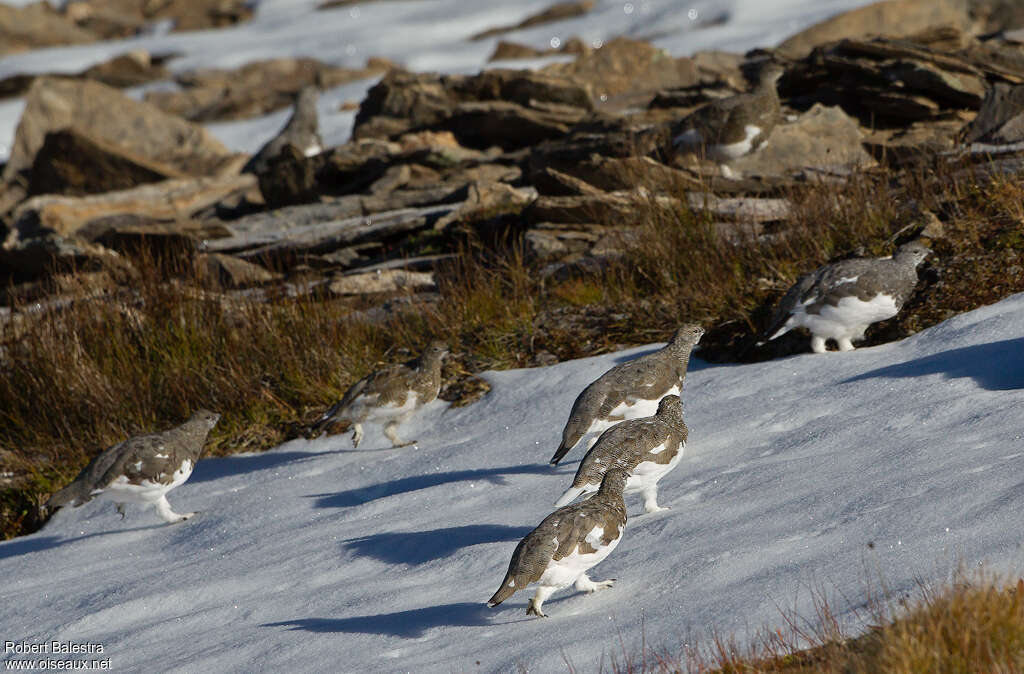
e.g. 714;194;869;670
94;433;175;487
806;259;888;311
552;501;622;560
506;519;560;587
575;420;662;485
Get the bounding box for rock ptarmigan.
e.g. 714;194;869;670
549;324;703;466
45;409;220;524
672;61;784;162
555;395;687;515
763;241;931;353
243;85;323;174
487;468;628;618
312;341;448;448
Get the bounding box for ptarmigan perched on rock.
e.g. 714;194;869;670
45;409;220;524
555;395;687;515
672;61;784;162
487;468;628;618
763;241;931;353
243;85;323;174
549;324;703;466
312;341;448;448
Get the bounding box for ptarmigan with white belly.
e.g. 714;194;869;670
312;341;447;447
45;409;220;524
487;469;629;618
549;324;702;466
763;241;930;353
555;395;687;515
672;62;784;163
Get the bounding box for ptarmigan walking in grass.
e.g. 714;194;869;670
45;409;220;524
672;61;784;163
487;468;628;618
763;241;931;353
312;341;447;448
555;395;687;515
549;324;703;466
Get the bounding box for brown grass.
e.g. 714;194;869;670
3;156;1024;538
597;568;1024;673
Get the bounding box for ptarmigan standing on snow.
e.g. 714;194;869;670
312;341;447;448
487;469;629;618
45;409;220;524
555;395;687;515
763;241;930;353
549;324;703;466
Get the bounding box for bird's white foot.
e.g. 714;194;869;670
527;586;556;617
351;423;364;448
114;503;127;520
641;487;668;514
810;335;827;353
837;337;856;352
575;574;615;593
155;496;193;524
383;422;407;448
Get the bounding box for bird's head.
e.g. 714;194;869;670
758;61;786;87
895;240;931;267
670;324;705;349
190;409;222;431
656;394;683;419
423;341;449;362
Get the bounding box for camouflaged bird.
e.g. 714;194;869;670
763;241;930;353
555;395;687;514
45;409;220;524
487;468;628;618
672;61;784;163
549;324;703;466
243;85;323;174
312;341;448;447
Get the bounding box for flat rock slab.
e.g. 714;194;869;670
3;77;242;183
12;174;256;238
328;269;436;295
728;104;875;177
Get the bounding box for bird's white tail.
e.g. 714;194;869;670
554;485;587;508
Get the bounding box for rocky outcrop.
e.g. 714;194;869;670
27;128;186;197
776;0;972;59
353;68;592;148
0;2;97;55
542;37;700;103
727;104;876;177
11;174;256;238
3;78;243;184
960;82;1024;144
144;58;393;122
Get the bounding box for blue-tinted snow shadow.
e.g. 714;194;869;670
190;450;339;484
843;338;1024;391
263;602;494;638
0;523;166;560
343;524;532;565
310;463;551;508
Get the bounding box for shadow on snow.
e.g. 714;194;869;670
310;463;551;508
263;602;495;638
843;338;1024;391
343;524;532;565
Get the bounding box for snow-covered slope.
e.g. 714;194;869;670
3;294;1023;672
0;0;880;159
